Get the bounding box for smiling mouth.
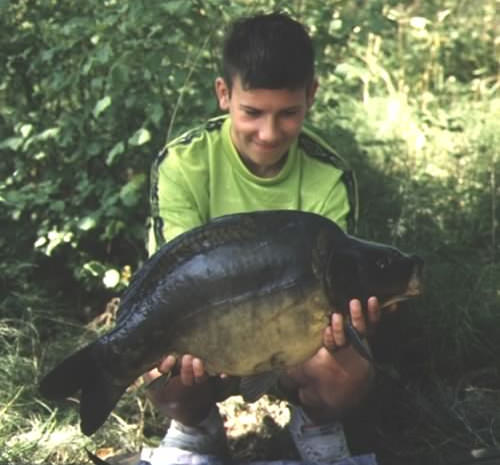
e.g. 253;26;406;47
253;136;285;147
254;142;281;151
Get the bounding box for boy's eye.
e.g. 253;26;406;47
243;109;261;117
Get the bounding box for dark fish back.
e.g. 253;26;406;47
117;210;339;324
116;214;260;323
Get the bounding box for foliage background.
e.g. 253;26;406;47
1;0;498;463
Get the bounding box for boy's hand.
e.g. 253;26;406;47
322;297;381;352
156;354;207;386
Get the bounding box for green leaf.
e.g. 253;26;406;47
78;216;97;231
19;124;34;139
83;261;106;277
106;141;125;166
95;43;113;64
50;200;65;213
109;63;129;88
162;0;191;15
35;128;60;141
128;128;151;146
40;49;55;63
82;58;94;75
93;96;112;118
103;219;126;240
0;137;23;151
87;141;101;156
120;173;146;207
148;103;164;127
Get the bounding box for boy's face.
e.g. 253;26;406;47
215;75;317;178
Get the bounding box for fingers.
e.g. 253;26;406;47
350;297;382;338
366;296;381;327
192;357;206;380
324;298;378;354
349;299;366;336
322;312;345;353
157;354;208;386
180;355;207;385
323;324;334;350
158;354;177;374
332;312;346;346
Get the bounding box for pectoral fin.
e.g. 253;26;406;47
345;321;373;362
145;371;173;398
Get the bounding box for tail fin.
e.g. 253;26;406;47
39;344;127;436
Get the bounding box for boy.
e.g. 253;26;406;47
140;12;380;465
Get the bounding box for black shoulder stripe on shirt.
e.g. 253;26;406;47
298;132;349;171
172;117;226;147
298;132;358;234
149;147;168;248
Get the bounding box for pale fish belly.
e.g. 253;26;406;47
170;283;331;376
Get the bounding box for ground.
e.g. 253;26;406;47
107;395;299;465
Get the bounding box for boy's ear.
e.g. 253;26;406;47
215;77;230;110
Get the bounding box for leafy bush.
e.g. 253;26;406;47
1;0;228;309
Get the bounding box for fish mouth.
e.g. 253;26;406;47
379;294;413;309
379;270;423;310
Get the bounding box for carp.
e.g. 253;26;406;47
39;210;423;436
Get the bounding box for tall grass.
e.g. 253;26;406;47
0;291;154;464
310;17;500;459
0;310;82;464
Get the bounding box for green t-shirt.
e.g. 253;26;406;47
148;115;357;254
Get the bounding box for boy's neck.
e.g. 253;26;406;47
238;151;289;178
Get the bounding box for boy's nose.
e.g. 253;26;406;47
258;118;279;143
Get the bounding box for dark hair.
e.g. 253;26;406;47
222;12;315;92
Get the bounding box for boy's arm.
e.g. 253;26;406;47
148;150;208;254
